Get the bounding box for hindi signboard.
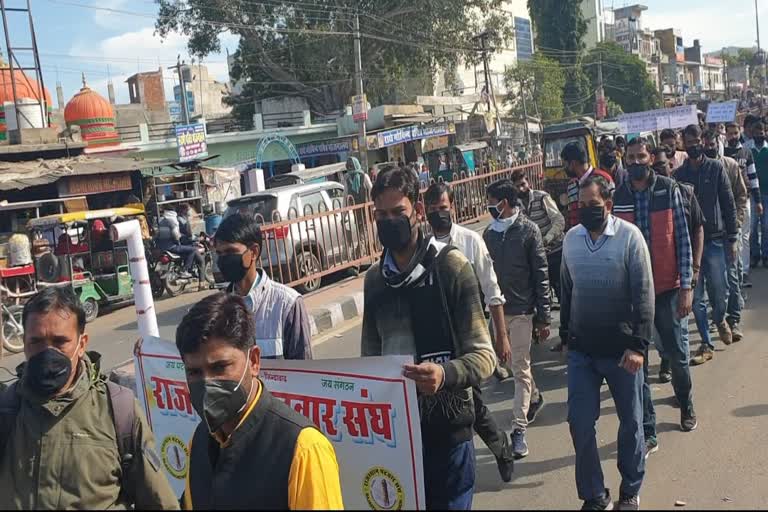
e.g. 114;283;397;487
618;105;698;134
175;123;208;162
135;338;425;509
352;94;368;122
706;101;738;123
373;122;456;149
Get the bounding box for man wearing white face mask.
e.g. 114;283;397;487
178;293;343;510
483;178;551;460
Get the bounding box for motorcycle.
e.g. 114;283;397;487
150;233;215;298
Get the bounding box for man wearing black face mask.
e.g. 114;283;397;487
676;124;739;365
424;182;516;483
561;142;615;230
615;138;697;450
598;139;629;190
215;213;312;360
483;179;551;461
178;293;343;510
362;166;496;509
0;288;178;510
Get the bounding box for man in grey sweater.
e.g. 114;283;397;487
561;175;655;511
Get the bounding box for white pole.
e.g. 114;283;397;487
111;220;159;339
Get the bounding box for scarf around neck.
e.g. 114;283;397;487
381;233;447;289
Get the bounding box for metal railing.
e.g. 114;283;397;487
249;159;543;291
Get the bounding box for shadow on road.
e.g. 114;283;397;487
731;404;768;417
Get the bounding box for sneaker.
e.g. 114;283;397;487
690;346;714;366
681;408;698;432
616;494;640;511
730;323;744;342
495;435;515;483
708;321;717;334
717;321;733;345
511;429;529;459
582;489;614;510
644;436;658;460
527;394;545;424
178;270;194;279
658;359;672;384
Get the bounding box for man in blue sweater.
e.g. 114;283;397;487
561;175;655;511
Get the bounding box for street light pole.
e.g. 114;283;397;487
353;14;368;171
169;56;190;125
757;0;766;111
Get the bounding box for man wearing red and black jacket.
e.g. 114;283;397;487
562;142;615;230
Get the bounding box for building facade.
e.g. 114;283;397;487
611;4;661;90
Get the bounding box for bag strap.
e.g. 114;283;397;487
433;246;461;357
106;380;137;505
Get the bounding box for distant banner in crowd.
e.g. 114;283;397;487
369;122;456;150
175;123;209;162
261;356;425;510
135;338;426;508
135;336;199;498
706;101;738;123
618;105;698;134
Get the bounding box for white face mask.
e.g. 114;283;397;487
489;207;519;232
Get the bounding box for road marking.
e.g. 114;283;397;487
312;317;362;347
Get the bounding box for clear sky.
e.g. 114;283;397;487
1;0;767;109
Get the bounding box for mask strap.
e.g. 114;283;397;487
234;347;255;414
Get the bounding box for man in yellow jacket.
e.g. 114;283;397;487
177;292;343;510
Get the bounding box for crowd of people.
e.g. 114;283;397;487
0;115;764;511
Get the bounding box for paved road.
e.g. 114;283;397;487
309;272;768;510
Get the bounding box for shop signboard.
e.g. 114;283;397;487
352;94;368;122
175;123;208;162
297;139;354;158
372;122;456;149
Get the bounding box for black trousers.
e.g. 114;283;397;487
547;249;562;301
472;386;505;459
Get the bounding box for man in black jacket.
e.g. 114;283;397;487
483;179;551;460
675;124;739;366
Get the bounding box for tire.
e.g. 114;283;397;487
83;298;99;323
295;250;322;294
165;267;186;298
202;258;215;285
150;272;165;299
1;307;24;354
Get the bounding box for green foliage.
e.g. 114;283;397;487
155;0;513;116
505;55;565;122
587;42;660;114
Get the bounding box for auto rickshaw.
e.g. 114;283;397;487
542;120;599;211
26;208;150;323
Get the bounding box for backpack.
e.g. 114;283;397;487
0;379;137;504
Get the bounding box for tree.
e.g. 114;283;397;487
505;55;565;123
527;0;590;111
587;42;660;114
155;0;513;121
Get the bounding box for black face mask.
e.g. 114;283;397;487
727;138;740;148
218;252;250;283
628;163;651;182
377;215;413;252
427;210;452;233
704;148;719;159
686;144;704;160
23;346;77;398
580;205;607;232
600;154;618;170
652;163;670;176
189;359;253;434
754;136;766;147
488;200;504;220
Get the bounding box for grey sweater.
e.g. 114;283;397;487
559;215;655;357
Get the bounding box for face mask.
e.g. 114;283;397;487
728;138;740;148
564;164;578;179
376;215;413;252
686;144;704;160
189;354;253;434
487;201;504;220
754;136;766;146
628;163;650;182
652;163;669;176
218;252;250;283
24;344;80;398
704;147;719;159
427;210;452;233
580;205;607;232
600;154;618;170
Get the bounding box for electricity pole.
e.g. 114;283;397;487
353;14;368;171
757;0;766;112
169;56;190;125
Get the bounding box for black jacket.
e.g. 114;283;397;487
675;157;738;242
483;215;551;324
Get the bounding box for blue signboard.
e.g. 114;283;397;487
175;123;208;162
173;85;195;115
373;122;456;149
297;139;353;158
515;17;534;62
168;101;182;123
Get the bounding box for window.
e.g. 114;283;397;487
299;191;327;215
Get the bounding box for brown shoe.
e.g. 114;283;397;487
717;321;733;345
690;346;714;366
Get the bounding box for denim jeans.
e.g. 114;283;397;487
423;440;475;510
653;289;694;411
567;350;645;501
693;240;729;350
750;195;768;260
742;200;752;277
641;346;656;440
727;230;745;325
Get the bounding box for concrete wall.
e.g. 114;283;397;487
126;70;166;112
181;64;232;118
582;0;606;50
114;103;171;128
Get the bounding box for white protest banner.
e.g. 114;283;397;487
706;101;738;123
619;105;698;133
134;336;199;498
261;356;426;510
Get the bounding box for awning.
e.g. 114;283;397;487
0;155;166;191
455;141;489;152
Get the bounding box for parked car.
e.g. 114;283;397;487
215;182;364;293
